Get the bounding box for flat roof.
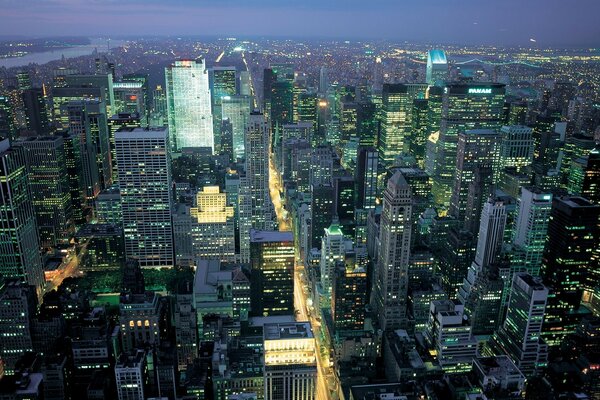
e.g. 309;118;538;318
264;322;314;340
250;229;293;243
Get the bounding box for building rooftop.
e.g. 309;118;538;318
250;229;293;243
264;322;314;340
428;49;447;65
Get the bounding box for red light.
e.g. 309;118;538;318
129;95;137;100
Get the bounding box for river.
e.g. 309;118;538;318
0;38;128;68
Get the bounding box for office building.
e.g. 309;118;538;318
450;129;501;221
512;187;552;276
541;196;600;346
115;350;147;400
119;292;163;353
310;183;335;249
0;280;35;375
320;223;348;299
378;84;411;168
113;81;148;126
22;87;50;135
373;172;413;330
190;186;235;262
0;95;17;140
75;223;125;271
0;139;44;295
115;127;174;268
426;49;448;86
500;125;534;173
424;299;477;373
430;83;505;206
96;185;123;226
210;67;237;152
250;230;295;317
332;255;368;333
491;273;548;377
107;113;141;184
263;322;317;400
222;95;251;161
16;135;74;248
245;112;274;231
165;59;214;152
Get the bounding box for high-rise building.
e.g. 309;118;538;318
373;171;413;330
473;199;507;270
426;49;448;86
115;127;174;268
512;187;553;276
0;139;44;295
165;59;214;152
65;100;111;203
491;273;549;377
320;223;347;299
354;146;378;210
63;74;115;115
113;80;148;126
250;230;294;317
378;84;411;168
75;223;125;271
210;67;237;153
16;136;74;248
221;95;251;161
450;129;501;221
22;87;50;135
0;280;35;375
108;113;141;184
430;83;505;206
190;186;235;262
174;285;198;372
115;350;147;400
499;125;534;173
263;322;317;400
424;299;477;374
568;147;599;203
0;95;17;140
541;196;600;346
245;112;273;231
310;184;335;249
332;254;368;334
119;292;163;352
319;66;329;93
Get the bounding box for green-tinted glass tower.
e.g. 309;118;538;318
430;83;505;207
0;139;44;297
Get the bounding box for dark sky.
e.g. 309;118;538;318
1;0;599;46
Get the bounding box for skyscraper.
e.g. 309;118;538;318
115;127;174;268
210;67;237;153
491;273;549;377
245;112;273;231
320;223;347;299
16;136;74;249
221;95;251;161
250;230;294;316
378;84;411;168
499;125;534;173
0;139;44;295
165;59;214;152
65;100;111;203
430;83;505;206
190;186;235;262
426;49;448;86
22;87;50;135
450;129;501;221
512;187;553;276
373;171;413;330
541;196;600;346
0;280;35;375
